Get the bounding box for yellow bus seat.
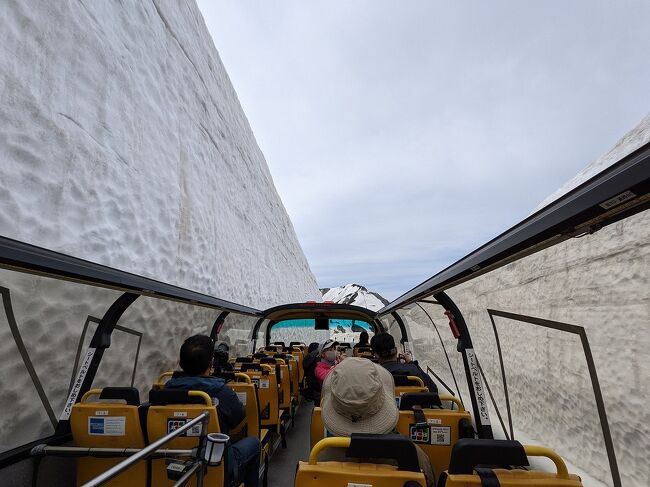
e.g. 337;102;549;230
353;346;373;357
439;439;583;486
71;387;146;487
310;407;324;449
260;357;291;410
240;363;281;431
290;347;305;382
296;435;427;487
273;353;300;403
146;389;223;487
394;375;428;405
152;371;175;391
395;392;473;476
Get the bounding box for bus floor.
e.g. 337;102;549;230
267;402;314;487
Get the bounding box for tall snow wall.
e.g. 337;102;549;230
0;0;320;460
404;114;649;487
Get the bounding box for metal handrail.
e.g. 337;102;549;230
80;411;210;487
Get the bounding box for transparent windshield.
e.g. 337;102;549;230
269;318;373;347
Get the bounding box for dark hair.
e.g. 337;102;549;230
370;332;397;358
179;334;214;376
359;331;369;344
307;342;319;353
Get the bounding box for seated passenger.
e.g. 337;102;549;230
320;357;435;487
302;342;321;405
314;339;340;386
352;331;370;349
165;335;261;487
370;333;438;393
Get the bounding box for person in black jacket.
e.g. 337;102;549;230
166;335;260;487
370;333;438;393
352;331;370;350
301;342;321;405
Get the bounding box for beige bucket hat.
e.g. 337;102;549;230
321;357;398;436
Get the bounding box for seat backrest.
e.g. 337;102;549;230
147;389;223;487
228;374;260;440
290;348;305;381
296;435;427;487
394;376;428;404
353;346;373;357
241;364;280;429
152;371;175;391
395;406;472;476
310;407;325;449
71;387;146;487
440;439;583;487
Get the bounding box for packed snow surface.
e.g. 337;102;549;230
0;0;320;457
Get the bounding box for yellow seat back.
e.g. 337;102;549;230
395;376;428;404
441;440;583;487
71;388;146;487
152;371;174;391
296;437;426;487
229;374;260;440
310;407;325;449
147;390;223;487
241;364;280;429
395;408;471;476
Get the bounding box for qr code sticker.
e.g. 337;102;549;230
430;426;451;445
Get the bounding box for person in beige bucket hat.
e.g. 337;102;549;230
320;357;435;486
321;356;398;435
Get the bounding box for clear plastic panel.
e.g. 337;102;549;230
269;318;372;349
398;302;470;407
218;313;261;357
489;314;613;484
115;296;219;399
0;268;121;452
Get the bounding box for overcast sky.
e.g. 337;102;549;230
197;1;650;300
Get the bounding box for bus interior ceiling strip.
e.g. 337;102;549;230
486;309;622;487
0;286;57;428
414;302;463;405
378;141;650;316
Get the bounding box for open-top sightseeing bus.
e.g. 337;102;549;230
0;141;647;486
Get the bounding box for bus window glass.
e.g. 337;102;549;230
396;302;466;399
0;269;121;452
218;313;260;358
269;318;372;348
114;297;219;398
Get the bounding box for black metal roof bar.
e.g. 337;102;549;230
378;140;650;316
0;236;262;316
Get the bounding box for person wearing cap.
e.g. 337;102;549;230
370;333;438;393
314;339;340;385
320;357;435;487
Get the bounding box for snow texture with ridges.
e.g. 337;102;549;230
0;0;320;455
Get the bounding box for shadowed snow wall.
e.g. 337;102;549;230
0;0;320;455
